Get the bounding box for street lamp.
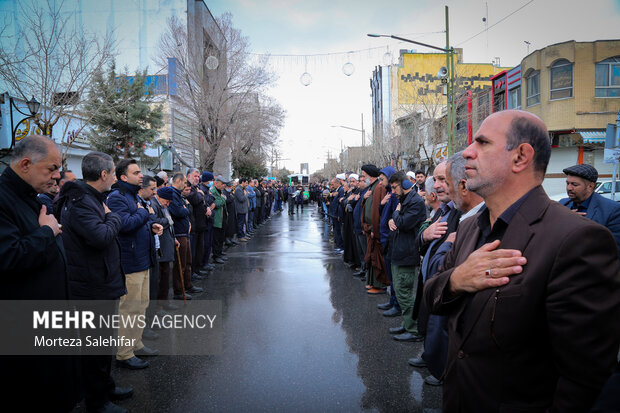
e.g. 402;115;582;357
367;6;456;155
10;95;41;149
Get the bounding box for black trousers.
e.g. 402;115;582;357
212;226;225;258
191;230;205;273
82;300;118;409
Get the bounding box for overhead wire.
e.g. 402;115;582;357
456;0;535;46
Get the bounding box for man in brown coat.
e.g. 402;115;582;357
424;110;620;412
360;164;389;294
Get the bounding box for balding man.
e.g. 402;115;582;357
0;135;79;411
425;110;620;411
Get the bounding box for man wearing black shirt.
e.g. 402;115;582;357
424;110;620;412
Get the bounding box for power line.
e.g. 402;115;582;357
456;0;535;46
249;31;445;58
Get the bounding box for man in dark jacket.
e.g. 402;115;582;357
234;178;250;241
225;182;238;245
58;151;133;413
186;168;208;277
198;172;216;273
151;186;179;310
424;110;620;411
0;135;80;412
377;166;400;312
385;171;426;343
107;159;162;370
559;164;620;257
169;173;202;299
328;178;344;252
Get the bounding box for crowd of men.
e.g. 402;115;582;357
0;134;309;413
315;110;620;412
2;108;620;413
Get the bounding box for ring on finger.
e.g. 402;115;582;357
485;269;491;277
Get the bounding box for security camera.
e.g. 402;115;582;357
437;66;448;79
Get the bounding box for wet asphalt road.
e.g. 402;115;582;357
74;205;442;413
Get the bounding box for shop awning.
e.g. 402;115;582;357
578;130;606;144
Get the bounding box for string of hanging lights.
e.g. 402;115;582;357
246;31;445;86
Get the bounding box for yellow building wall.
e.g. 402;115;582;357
397;53;508;105
521;40;620;131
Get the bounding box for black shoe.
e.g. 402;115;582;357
383;307;402;317
135;345;159;357
224;241;233;247
108;386;134;401
192;273;205;280
88;401;127;413
221;251;227;256
231;240;239;246
408;357;427;368
186;286;203;294
203;264;215;271
116;356;149;370
173;293;192;300
424;375;443;386
163;302;179;311
213;257;225;264
377;302;392;310
198;268;211;275
389;326;406;334
141;328;159;341
352;270;365;277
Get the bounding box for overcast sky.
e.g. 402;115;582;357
204;0;620;174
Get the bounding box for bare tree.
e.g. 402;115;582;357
0;0;115;165
156;13;277;170
228;94;285;175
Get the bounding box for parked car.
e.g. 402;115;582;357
594;180;620;201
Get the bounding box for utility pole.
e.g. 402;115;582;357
361;113;365;147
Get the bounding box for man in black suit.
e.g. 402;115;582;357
425;110;620;412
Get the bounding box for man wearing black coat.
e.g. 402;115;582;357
386;171;427;342
0;135;80;412
57;151;133;413
186;168;208;277
198;172;216;273
151;187;179;309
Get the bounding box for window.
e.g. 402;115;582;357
595;56;620;97
508;86;521;109
550;59;573;100
526;71;540;106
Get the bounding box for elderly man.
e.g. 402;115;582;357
409;152;484;385
559;164;620;257
0;135;80;411
425;110;620;411
151;186;179;310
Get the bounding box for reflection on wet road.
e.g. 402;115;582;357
75;207;442;412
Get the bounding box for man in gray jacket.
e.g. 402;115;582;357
234;178;250;242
